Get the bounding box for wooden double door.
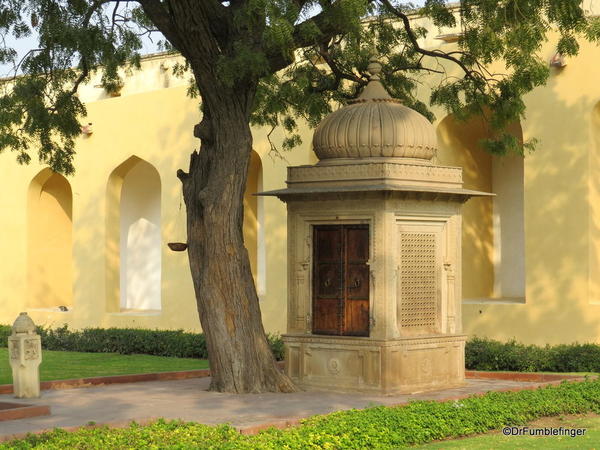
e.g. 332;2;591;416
312;224;370;336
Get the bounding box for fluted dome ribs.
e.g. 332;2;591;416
312;60;437;163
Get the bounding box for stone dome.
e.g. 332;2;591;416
313;60;437;163
12;312;36;334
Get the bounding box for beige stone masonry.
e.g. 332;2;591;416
273;173;473;394
287;162;463;189
284;334;466;394
261;58;489;395
8;313;42;399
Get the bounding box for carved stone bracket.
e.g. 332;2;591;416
294;257;311;330
444;261;456;334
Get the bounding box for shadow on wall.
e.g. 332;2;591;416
460;80;600;344
437;115;525;301
27;169;73;309
67;93;203;329
244;151;262;292
437;115;495;300
589;103;600;305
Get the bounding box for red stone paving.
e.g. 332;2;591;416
0;402;50;422
0;369;212;395
464;370;588;382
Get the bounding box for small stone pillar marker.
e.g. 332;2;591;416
8;312;42;398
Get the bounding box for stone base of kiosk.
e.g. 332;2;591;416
283;333;466;395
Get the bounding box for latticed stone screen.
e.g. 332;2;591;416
399;232;438;331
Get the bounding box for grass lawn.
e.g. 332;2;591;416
0;348;208;384
417;414;600;449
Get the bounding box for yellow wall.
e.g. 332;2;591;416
0;55;314;336
437;115;494;300
591;103;600;306
461;35;600;344
27;170;74;308
2;30;600;347
244;151;261;286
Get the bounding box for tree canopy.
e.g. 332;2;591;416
0;0;598;174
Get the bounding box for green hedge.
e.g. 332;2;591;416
3;324;599;371
466;337;600;372
0;325;8;346
4;378;600;449
0;324;284;361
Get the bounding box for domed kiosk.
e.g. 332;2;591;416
312;60;437;163
260;60;491;394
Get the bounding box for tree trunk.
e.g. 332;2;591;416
137;0;297;394
178;84;297;394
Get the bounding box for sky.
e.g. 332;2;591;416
0;31;162;77
0;0;432;77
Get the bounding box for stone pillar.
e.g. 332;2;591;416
8;312;42;398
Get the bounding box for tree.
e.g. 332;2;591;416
0;0;597;393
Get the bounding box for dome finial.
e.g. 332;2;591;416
367;57;382;81
357;56;390;101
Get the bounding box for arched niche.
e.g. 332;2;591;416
106;156;162;312
589;102;600;303
27;169;73;308
437;115;525;301
244;150;265;295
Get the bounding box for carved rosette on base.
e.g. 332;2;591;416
285;335;465;394
260;59;490;395
8;312;42;398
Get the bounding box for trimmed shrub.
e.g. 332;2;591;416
0;324;9;347
465;337;549;371
37;325;208;358
466;337;600;373
4;324;599;371
548;343;600;372
0;324;284;361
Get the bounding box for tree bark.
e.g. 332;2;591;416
138;0;297;394
178;78;297;393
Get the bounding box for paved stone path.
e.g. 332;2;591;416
0;377;546;439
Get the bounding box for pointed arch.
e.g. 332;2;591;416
106;156;162;311
244;150;265;294
437;115;525;301
27;169;73;308
589;102;600;303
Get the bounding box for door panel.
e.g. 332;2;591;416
313;225;343;335
344;226;369;336
345;264;369;299
312;224;370;337
316;227;342;261
313;298;342;335
346;227;369;261
344;299;370;336
315;264;342;298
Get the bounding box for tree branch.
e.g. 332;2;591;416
318;41;365;85
379;0;491;96
137;0;187;53
266;0;375;73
